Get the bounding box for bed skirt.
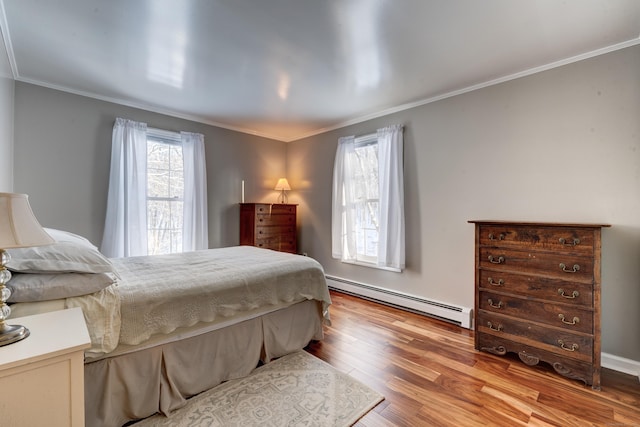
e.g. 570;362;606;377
84;299;324;427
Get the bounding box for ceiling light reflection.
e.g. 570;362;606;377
146;3;188;89
335;0;384;91
277;72;290;100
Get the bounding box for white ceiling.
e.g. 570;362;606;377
1;0;639;142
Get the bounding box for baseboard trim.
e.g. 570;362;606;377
325;275;472;329
602;352;640;381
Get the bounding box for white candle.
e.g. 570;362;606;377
241;180;245;203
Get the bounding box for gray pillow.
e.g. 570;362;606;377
7;272;117;302
6;241;115;274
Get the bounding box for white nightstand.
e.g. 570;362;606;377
0;307;91;427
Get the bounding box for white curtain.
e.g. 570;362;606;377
101;118;148;258
377;125;405;270
331;135;356;261
331;125;405;270
181;131;208;251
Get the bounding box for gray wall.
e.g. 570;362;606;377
0;30;14;191
13;82;287;248
287;45;640;362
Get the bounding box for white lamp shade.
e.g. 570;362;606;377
274;178;291;191
0;193;54;248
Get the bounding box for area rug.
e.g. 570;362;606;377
135;350;384;427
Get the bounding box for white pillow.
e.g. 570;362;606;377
44;228;99;251
7;272;117;302
6;241;115;274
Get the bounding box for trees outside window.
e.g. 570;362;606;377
147;136;184;255
349;136;380;263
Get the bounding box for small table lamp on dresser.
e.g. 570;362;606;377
0;193;54;346
274;178;291;204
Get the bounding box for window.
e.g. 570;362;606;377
331;125;405;271
346;134;380;263
102;118;208;259
146;130;184;255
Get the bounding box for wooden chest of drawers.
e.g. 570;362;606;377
240;203;297;253
469;221;609;390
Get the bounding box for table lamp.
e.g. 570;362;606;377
0;193;54;346
274;178;291;204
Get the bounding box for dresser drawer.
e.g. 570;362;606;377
477;311;593;362
479;247;594;282
257;213;295;226
255;236;296;253
270;204;296;215
478;225;595;255
256;225;296;238
478;269;593;307
252;204;296;215
478;290;593;333
252;204;271;214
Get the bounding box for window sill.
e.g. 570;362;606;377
340;259;402;273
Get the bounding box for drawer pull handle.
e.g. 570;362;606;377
558;288;579;299
488;255;505;264
488;233;505;241
558;314;580;325
487;278;504;286
559;263;580;273
558;340;579;352
487;322;503;332
559;237;580;246
488;299;502;309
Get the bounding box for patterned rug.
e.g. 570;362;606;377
135;350;384;427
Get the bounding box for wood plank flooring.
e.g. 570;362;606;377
305;290;640;426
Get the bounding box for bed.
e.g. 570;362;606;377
6;229;331;427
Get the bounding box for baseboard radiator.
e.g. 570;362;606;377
325;275;473;329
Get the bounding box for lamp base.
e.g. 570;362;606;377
277;190;288;204
0;322;30;346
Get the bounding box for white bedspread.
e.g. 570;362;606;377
11;246;331;359
113;246;331;346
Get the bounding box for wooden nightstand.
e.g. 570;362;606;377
0;307;91;426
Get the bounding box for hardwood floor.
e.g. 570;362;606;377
305;290;640;426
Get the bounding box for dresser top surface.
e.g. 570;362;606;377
240;203;298;206
468;220;610;228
